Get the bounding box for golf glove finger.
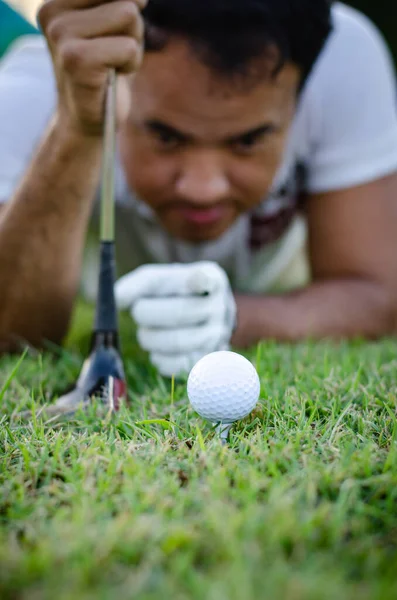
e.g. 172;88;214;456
115;261;237;377
133;295;224;328
115;261;229;306
138;321;227;354
150;349;230;379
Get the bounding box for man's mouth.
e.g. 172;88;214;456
175;204;230;226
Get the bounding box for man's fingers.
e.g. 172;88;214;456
58;37;142;79
46;2;144;46
132;295;224;328
115;262;230;310
40;0;146;21
115;265;194;309
138;323;227;354
115;266;161;309
150;351;208;378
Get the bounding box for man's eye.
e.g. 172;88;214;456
154;130;182;148
241;135;257;147
159;132;177;144
240;135;263;148
234;134;260;150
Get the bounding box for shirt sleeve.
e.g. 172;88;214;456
0;35;56;204
305;4;397;193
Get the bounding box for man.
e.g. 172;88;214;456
0;1;38;59
0;0;396;377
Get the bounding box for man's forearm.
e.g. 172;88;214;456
233;279;395;347
0;115;103;351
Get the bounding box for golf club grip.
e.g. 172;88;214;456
94;241;118;333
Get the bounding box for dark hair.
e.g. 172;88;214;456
143;0;333;86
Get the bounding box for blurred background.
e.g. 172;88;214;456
1;0;396;65
348;0;396;62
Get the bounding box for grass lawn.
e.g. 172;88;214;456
1;303;397;599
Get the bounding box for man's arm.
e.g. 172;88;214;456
0;120;102;351
233;173;397;347
0;0;145;352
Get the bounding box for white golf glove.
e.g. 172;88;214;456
115;261;237;377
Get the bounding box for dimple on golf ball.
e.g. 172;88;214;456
187;351;260;424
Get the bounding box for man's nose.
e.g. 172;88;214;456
175;152;230;204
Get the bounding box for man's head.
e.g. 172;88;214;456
119;0;332;242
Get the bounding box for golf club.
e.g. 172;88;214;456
45;69;127;417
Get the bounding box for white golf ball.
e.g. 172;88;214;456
187;351;260;424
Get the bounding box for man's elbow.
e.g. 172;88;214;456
365;281;396;339
0;317;69;355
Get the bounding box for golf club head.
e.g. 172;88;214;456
44;332;127;418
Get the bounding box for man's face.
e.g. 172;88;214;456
119;39;300;243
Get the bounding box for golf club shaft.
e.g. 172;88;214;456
94;69;119;335
100;68;116;243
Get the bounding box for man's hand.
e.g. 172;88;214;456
115;262;237;377
38;0;147;136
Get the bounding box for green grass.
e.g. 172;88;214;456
1;303;397;599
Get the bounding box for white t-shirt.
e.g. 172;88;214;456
0;2;397;295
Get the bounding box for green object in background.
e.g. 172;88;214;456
0;0;39;59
